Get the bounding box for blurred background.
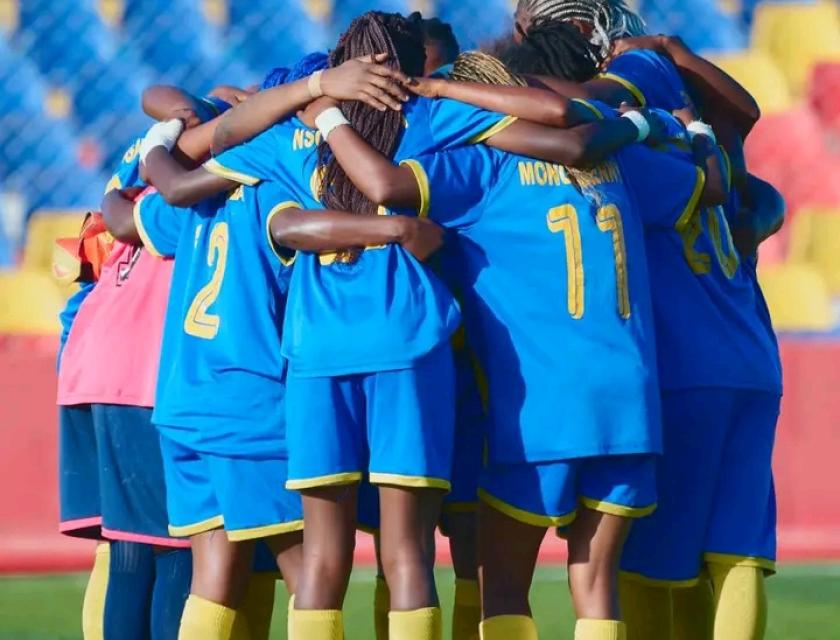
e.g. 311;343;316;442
0;0;839;637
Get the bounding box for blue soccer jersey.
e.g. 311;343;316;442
204;97;516;377
405;140;705;464
133;182;298;458
601;49;692;112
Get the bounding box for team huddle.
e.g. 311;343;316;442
55;1;785;640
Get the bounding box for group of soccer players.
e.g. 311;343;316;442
56;1;785;639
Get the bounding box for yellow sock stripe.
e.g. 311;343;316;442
480;615;538;640
575;618;626;640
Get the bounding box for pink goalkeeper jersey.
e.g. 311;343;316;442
57;241;173;408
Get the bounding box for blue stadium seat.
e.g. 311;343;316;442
227;0;329;73
332;0;414;28
0;37;48;117
639;0;747;52
436;0;513;50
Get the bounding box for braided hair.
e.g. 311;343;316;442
504;19;600;82
318;12;426;215
516;0;646;57
450;51;527;87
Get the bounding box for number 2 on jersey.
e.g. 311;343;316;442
547;204;630;319
184;222;229;339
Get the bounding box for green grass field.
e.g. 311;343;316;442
1;565;839;639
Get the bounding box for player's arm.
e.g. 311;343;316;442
212;54;411;154
170;118;221;167
730;174;785;256
269;209;443;262
486;110;659;167
101;188;143;244
612;36;760;136
144;147;235;206
405;76;590;128
691;133;727;207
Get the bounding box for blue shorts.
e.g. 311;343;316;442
159;433;303;542
479;455;657;528
285;344;456;492
621;389;779;586
58;404;102;539
92;404;187;548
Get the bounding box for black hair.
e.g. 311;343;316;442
503;19;600;82
318;12;426;215
412;12;460;65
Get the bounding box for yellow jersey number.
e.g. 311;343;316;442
184;222;229;339
547;203;631;320
677;205;739;279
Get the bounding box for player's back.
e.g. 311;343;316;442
136;183;294;457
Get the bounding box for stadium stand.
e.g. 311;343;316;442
758;262;833;331
0;270;63;334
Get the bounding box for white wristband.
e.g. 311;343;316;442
140;119;184;163
315;107;350;140
308;70;324;98
621;110;650;142
687;120;717;144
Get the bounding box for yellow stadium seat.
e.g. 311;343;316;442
710;50;793;114
790;210;840;294
302;0;332;22
757;262;833;331
203;0;228;26
0;269;64;335
751;0;840;95
21;210;87;275
97;0;124;27
0;0;19;33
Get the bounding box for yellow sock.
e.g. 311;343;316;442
707;563;767;640
288;608;343;640
178;595;237;640
82;543;110;640
672;579;714;640
238;574;276;640
375;576;391;640
575;619;626;640
618;574;672;640
479;615;538;640
389;607;442;640
452;579;481;640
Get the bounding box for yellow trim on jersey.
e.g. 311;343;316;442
226;519;304;542
265;201;303;266
599;73;647;107
571;98;606;121
478;489;577;528
133;195;164;258
369;473;451;491
674;167;707;234
580;497;656;519
619;570;701;589
285;472;363;490
104;174;122;195
168;515;224;537
442;502;479;514
468;116;518;145
399;160;430;218
204;158;260;186
703;552;776;574
719;145;733;194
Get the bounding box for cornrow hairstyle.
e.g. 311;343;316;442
516;0;646;57
318;11;426;215
504;19;600;82
450;51;527;87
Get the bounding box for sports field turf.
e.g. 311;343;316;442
1;565;838;639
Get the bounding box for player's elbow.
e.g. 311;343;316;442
699;174;727;208
541;97;571;128
269;210;303;249
559;135;592;168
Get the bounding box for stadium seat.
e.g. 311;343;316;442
709;49;792;114
21;210;88;275
785;209;840;294
808;61;840;134
0;269;64;334
757;262;833;332
0;0;19;34
744;105;840;214
751;0;840;95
